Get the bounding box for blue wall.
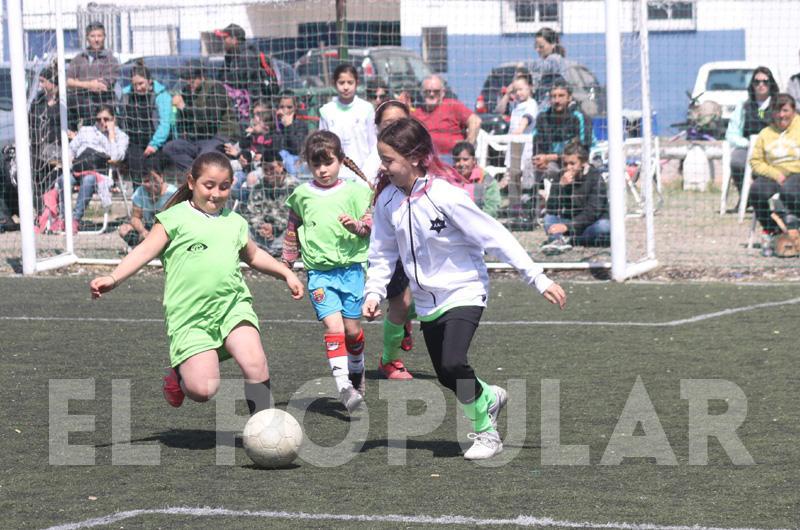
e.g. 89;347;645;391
403;29;745;134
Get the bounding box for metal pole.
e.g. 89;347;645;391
7;0;36;274
605;0;627;281
56;0;74;254
639;0;655;260
336;0;348;60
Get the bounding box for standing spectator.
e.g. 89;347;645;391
541;142;609;254
413;75;481;161
785;48;800;104
498;73;538;215
749;93;800;255
366;78;390;108
120;61;173;183
533;27;567;78
118;156;177;249
215;23;277;121
163;59;241;172
451;141;501;218
66;22;120;130
319;64;376;170
243;149;296;256
725;67;779;203
29;66;63;184
275;92;309;156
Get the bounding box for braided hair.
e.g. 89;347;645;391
303;130;371;189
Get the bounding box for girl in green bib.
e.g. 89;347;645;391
281;131;373;414
90;151;304;414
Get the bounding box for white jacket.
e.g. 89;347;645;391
365;176;553;317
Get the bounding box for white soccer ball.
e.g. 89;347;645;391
242;409;303;468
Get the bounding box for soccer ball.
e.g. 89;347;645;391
242;409;304;468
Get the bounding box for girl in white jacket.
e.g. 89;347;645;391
363;118;566;460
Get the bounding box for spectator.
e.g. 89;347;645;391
319;64;376;169
412;74;481;161
163;59;241;172
498;73;538;215
785;48;800;103
725;66;779;204
29;66;63;185
61;104;129;234
225;99;281;203
533;27;567;78
541;142;609;254
275;92;309;156
451;141;501;218
215;23;277;121
242;148;296;256
66;22;119;130
749;93;800;255
120;61;173;183
363;99;411;184
366;78;390;108
118;156;177;249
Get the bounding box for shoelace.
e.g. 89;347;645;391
467;432;499;447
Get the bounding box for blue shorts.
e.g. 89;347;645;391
307;264;365;321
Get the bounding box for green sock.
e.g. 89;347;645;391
382;319;405;364
406;301;417;321
461;379;496;433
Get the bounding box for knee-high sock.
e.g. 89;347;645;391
461;379;495;433
346;329;365;374
406;301;417;321
244;379;272;415
324;333;350;392
382;319;405;364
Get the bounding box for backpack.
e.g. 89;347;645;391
773;229;800;258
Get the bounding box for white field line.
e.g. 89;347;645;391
42;506;791;530
6;296;800;328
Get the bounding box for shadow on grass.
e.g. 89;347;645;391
289;396;361;423
364;369;439;381
96;429;243;450
359;438;463;458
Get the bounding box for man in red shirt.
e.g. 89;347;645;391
413;75;481;160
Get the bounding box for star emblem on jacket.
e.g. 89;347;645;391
430;217;446;234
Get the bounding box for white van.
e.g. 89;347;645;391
692;61;763;121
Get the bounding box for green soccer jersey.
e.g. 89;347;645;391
156;201;258;365
285;179;372;271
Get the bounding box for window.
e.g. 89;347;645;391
646;1;696;31
502;1;561;34
24;30;80;61
422;27;447;74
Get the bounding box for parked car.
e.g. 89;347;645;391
293;45;455;105
691;61;761;122
477;59;606;121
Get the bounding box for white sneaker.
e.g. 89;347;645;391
339;386;364;413
487;385;508;431
463;431;503;460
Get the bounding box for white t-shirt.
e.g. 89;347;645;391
505;98;538;171
319;96;377;170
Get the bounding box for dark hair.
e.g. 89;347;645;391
303;130;369;186
131;60;152;82
95;104;116;117
85;22;106;36
39;65;57;84
374;118;464;200
535;27;566;57
142;153;170;177
771;93;797;115
181;58;205;81
332;64;359;85
366;77;389;100
562;141;589;162
748;66;780;102
452;141;475;158
261;145;282;165
251;99;272;114
162;151;234;210
514;70;533;86
278;91;297;105
550;77;572;95
374;99;410;126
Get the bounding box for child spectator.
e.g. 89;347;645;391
363;118;566;460
225;99;281;202
499;73;538;216
452;141;501;218
541;142;610;254
281;131;373;413
243;148;296;257
90;151;304;414
319;64;377;170
118;156;178;249
275;92;309;157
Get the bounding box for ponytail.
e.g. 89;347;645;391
342;156;372;190
161;180;192;211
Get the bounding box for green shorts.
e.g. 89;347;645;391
167;300;260;367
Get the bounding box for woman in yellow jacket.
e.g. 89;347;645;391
749;93;800;248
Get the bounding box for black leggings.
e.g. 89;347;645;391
420;306;484;404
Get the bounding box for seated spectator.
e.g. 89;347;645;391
242;148;296;256
58;104;129;234
118;156;177;249
725;66;778;205
66;22;119;130
785;48;800;104
451;141;500;218
412;74;481;161
163;59;241;171
120;61;173;183
225;99;282;202
275;92;309;157
749;93;800;256
541;142;609;254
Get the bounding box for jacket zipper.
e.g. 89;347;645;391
406;189;436;306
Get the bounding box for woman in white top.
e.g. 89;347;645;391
319;64;377;172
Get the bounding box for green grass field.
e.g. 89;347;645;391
1;276;798;529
